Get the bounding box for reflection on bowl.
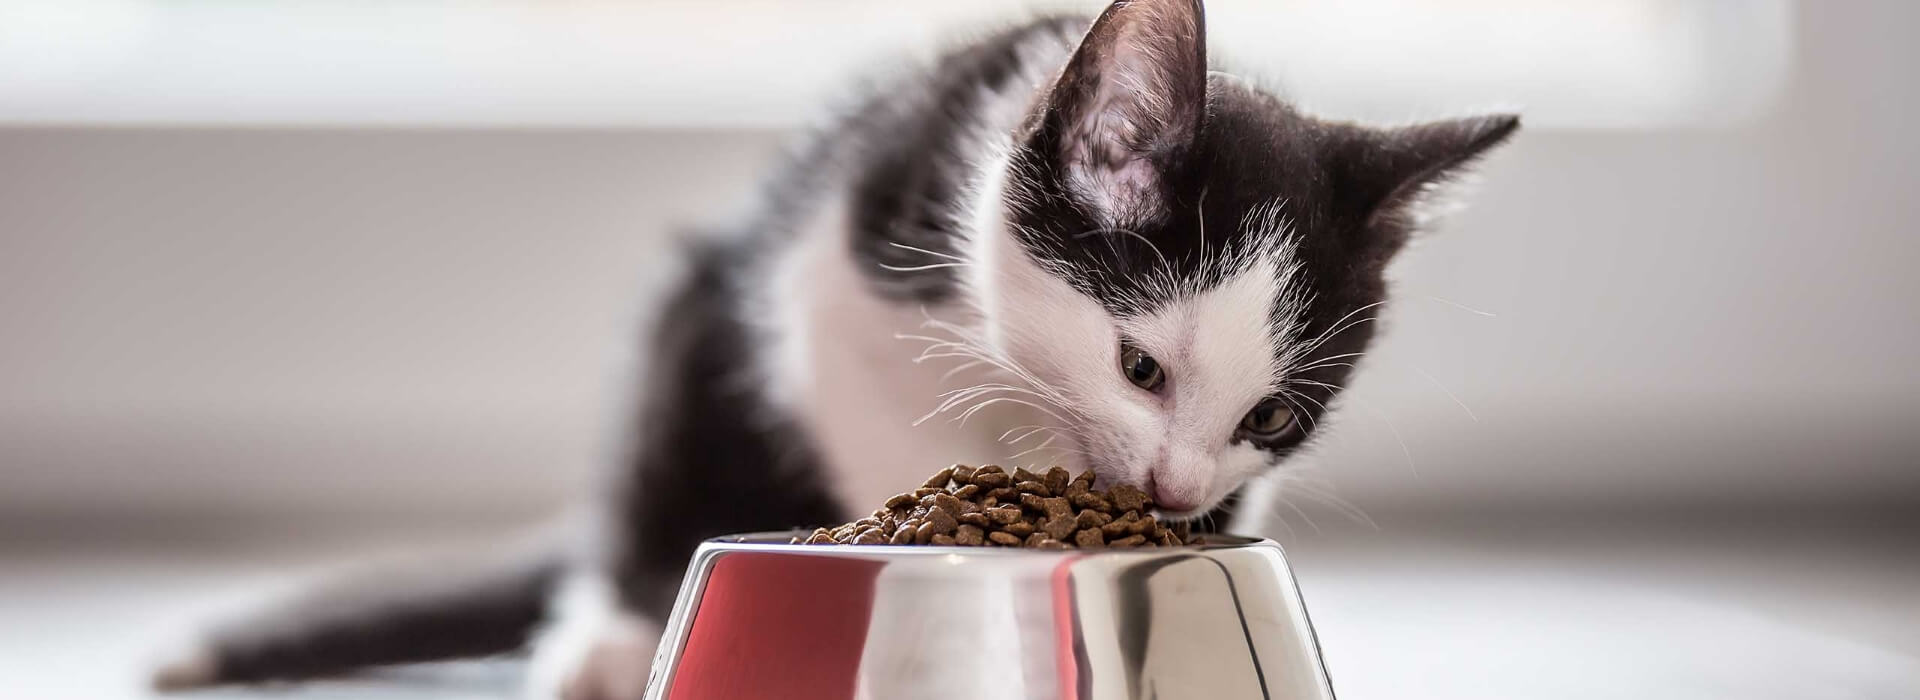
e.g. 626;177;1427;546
644;531;1336;700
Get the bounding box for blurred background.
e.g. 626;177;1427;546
2;1;1915;698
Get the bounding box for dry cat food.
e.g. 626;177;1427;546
793;465;1192;548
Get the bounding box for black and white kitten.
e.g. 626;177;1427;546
157;1;1515;697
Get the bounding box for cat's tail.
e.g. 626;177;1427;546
151;530;570;691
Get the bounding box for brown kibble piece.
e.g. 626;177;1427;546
976;465;1005;475
974;471;1011;488
925;507;959;535
987;506;1023;525
929;492;964;515
952;484;980;500
930;533;957;546
1071;492;1112;512
1044;467;1071;494
915;521;937;544
1101;512;1138;537
1015;481;1051;497
952;465;977;484
959;512;991;528
1041;497;1072;520
986;487;1017;501
1129;515;1157;536
889;527;914;545
1074;528;1105;548
854;529;886;545
1024;532;1048;547
1074;509;1106;530
955;524;986;546
1012;466;1040;482
923;467;956;488
1043;515;1077;540
913;487;943;499
1036;538;1069;550
884;493;916;510
1109;534;1146;548
1003;522;1035;538
1108;484;1151;512
1019;493;1047;512
806;532;835;545
988;531;1021;546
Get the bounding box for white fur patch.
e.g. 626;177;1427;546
1122;258;1290;512
751;192;1062;516
970;174;1306;514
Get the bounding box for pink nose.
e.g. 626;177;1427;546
1149;480;1202;512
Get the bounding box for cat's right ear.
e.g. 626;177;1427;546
1335;114;1521;231
1022;0;1209;229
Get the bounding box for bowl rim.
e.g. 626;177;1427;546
701;529;1277;557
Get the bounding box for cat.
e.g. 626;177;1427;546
153;1;1516;698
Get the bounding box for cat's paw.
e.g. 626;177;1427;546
149;643;221;692
557;624;658;700
526;572;660;700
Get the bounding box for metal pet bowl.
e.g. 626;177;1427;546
644;531;1336;700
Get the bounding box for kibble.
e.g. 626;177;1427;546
794;465;1195;548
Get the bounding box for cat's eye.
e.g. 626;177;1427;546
1240;399;1296;438
1118;343;1165;392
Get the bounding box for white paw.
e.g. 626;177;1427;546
556;620;659;700
149;643;221;692
526;572;660;700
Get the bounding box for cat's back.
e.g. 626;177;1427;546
735;15;1085;279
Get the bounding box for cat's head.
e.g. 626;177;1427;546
966;0;1516;516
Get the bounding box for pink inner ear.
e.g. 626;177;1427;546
1049;0;1205;227
1066;153;1163;227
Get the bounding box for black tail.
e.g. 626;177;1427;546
154;533;567;690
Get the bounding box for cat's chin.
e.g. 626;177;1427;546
1154;509;1204;523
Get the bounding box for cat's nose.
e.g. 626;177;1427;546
1147;476;1202;512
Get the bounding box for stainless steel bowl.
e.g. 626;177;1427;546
644;531;1336;700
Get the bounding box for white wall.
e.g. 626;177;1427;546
0;2;1914;523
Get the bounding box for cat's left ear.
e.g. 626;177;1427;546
1336;114;1521;229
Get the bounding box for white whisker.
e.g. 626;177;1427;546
1425;294;1498;318
1409;364;1478;422
1075;226;1169;268
879;262;969;272
887;242;964;262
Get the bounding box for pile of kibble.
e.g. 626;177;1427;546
794;465;1191;549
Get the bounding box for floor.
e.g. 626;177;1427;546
4;513;1917;700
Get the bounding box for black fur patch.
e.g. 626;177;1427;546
844;16;1084;304
608;239;845;618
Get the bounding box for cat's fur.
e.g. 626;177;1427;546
155;1;1516;697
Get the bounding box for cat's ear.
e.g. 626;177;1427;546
1026;0;1208;227
1336;114;1520;229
